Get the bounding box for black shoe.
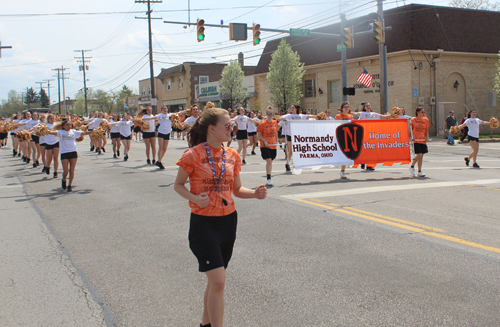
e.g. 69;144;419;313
473;163;480;168
152;159;156;165
22;156;26;162
102;147;105;153
366;167;375;171
42;166;46;173
26;158;30;164
147;159;151;165
464;157;470;166
46;167;50;175
360;164;365;169
67;185;72;192
98;149;101;155
54;172;58;178
157;162;165;169
33;162;37;168
18;153;21;157
242;159;246;165
13;150;17;157
117;150;120;157
91;146;94;151
251;151;256;155
285;164;291;172
124;155;128;161
62;180;67;190
113;154;117;158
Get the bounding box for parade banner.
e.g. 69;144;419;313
352;119;411;167
288;119;411;170
289;120;354;169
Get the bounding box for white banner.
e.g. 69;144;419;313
288;120;354;170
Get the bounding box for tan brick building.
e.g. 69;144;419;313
254;4;500;136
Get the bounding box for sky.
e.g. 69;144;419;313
0;0;451;103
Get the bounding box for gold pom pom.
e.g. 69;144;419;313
99;120;111;133
449;126;461;135
205;101;215;109
76;135;84;142
389;107;403;119
34;124;49;136
257;112;264;120
141;121;150;131
316;112;327;120
489;117;499;129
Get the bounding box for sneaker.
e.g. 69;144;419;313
152;159;156;165
267;179;274;186
147;159;151;165
409;166;415;176
473;163;480;168
366;167;375;171
417;171;425;177
67;185;72;192
62;180;67;190
42;166;46;173
53;172;58;178
360;164;365;169
340;171;348;179
23;156;26;162
113;154;117;158
91;146;94;151
458;141;462;144
18;153;21;157
464;157;470;166
117;150;120;157
251;151;256;155
124;155;128;161
97;149;101;155
242;159;246;165
35;160;39;167
285;164;291;172
157;162;165;169
33;162;37;168
46;167;50;175
102;147;105;153
26;158;30;164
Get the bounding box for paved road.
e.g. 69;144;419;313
1;137;500;326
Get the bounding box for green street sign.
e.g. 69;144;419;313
289;28;311;37
337;43;346;52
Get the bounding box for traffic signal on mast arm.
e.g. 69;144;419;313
373;21;383;43
197;19;205;42
342;27;352;48
253;23;261;45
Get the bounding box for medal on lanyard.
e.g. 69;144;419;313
204;142;228;206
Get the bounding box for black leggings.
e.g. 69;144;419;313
460;127;469;142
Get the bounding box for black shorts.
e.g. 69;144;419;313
142;131;156;139
468;136;479;142
260;147;277;160
31;135;39;144
0;133;7;140
45;142;59;150
277;130;282;138
248;131;257;137
10;132;16;136
286;135;292;142
61;151;78;160
120;134;132;140
413;143;428;154
111;132;121;139
88;128;93;132
189;211;238;272
40;143;46;147
134;126;141;133
158;132;170;140
236;130;248;140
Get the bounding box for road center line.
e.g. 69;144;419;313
281;179;500;200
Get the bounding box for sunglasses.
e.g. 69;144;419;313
219;123;233;130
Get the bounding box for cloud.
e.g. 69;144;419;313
271;1;303;19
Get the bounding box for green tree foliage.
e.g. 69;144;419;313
495;51;500;101
0;90;26;117
219;60;247;110
267;39;305;111
24;87;39;108
116;85;134;113
39;89;50;108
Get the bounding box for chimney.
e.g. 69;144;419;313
238;52;244;66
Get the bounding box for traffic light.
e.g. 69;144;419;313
342;27;352;48
253;23;261;45
197;19;205;42
373;21;383;43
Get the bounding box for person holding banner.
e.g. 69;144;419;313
409;107;429;177
456;109;493;168
335;102;354;179
257;109;279;186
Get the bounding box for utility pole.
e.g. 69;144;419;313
135;0;162;114
75;50;91;116
45;79;55;111
52;67;68;114
340;13;347;103
377;0;388;113
0;41;12;58
61;66;70;115
35;81;46;108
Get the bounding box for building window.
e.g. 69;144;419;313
166;79;172;92
328;80;340;104
141;87;145;96
179;77;184;89
199;76;209;84
304;79;316;97
148;86;151;95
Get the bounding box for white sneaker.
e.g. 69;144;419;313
417;171;425;177
340;171;347;179
266;179;273;186
409;166;415;176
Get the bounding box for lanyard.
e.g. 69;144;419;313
203;142;228;206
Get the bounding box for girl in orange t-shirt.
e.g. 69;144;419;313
174;102;267;327
335;101;354;179
409;107;429;177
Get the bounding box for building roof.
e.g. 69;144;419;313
255;4;500;74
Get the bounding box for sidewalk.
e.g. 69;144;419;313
0;152;110;327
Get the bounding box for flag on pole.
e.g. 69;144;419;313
356;69;373;87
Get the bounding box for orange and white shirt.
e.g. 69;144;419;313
176;143;241;216
257;120;278;149
411;117;429;144
335;113;353;121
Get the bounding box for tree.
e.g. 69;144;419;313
494;51;500;101
449;0;499;10
39;89;50;108
266;39;305;111
219;60;247;110
115;85;134;113
24;87;39;108
94;89;113;113
0;90;26;117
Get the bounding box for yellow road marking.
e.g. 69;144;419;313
466;184;500;191
297;199;500;255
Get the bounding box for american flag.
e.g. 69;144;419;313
356;69;373;87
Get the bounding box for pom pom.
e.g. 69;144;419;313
73;121;83;129
0;122;5;133
316;112;327;120
99;120;111;133
141;121;150;131
16;130;32;142
76;135;84;142
90;128;105;140
34;124;49;136
389;107;403;119
489;117;499;129
205;101;215;109
449;126;461;135
257;112;264;120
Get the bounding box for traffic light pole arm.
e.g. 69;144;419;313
163;20;341;38
354;26;391;37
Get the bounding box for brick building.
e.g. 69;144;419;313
254;4;500;136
